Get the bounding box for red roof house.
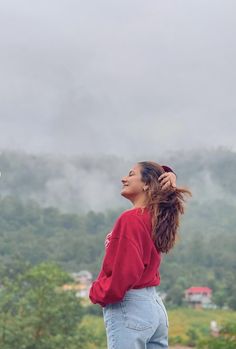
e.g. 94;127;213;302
185;286;213;308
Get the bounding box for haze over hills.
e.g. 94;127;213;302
0;147;235;213
0;147;235;310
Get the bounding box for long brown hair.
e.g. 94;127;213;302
138;161;191;253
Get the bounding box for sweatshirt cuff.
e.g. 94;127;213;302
89;282;106;307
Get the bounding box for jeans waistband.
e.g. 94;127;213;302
124;286;160;300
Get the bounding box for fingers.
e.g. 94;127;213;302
161;180;172;190
159;176;171;190
159;176;170;186
158;173;170;185
168;173;177;188
158;173;167;182
158;172;176;190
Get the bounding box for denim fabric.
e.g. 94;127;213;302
102;286;169;349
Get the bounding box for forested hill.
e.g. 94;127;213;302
0;195;235;309
0;147;236;213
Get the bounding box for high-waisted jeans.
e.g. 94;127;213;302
102;286;169;349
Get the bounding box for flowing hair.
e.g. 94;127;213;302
138;161;191;253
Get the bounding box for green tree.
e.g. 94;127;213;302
0;262;85;349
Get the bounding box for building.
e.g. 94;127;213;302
70;270;92;286
185;286;213;308
62;270;93;298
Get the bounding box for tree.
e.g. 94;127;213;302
0;262;85;349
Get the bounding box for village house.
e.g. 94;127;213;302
62;270;92;298
184;286;214;308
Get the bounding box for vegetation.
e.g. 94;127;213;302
0;262;86;349
167;308;236;346
0;149;235;348
1;262;235;349
0;193;235;310
199;323;236;349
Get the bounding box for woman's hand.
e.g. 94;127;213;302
158;172;176;190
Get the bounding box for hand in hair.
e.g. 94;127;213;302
158;172;176;190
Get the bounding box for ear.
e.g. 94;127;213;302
143;185;149;191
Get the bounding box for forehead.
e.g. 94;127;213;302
129;164;141;173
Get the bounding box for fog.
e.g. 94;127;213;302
1;148;235;212
0;0;235;159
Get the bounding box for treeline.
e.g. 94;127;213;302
0;196;120;277
1;148;236;212
0;195;235;309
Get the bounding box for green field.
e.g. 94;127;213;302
168;307;236;344
79;307;236;348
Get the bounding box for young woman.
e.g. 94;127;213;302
89;161;191;349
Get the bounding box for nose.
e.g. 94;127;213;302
121;177;127;184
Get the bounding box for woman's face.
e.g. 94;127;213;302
121;164;146;200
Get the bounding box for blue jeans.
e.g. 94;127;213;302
102;286;169;349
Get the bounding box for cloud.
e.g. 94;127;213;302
0;0;236;158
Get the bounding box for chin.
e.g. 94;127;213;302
121;191;130;199
121;189;127;196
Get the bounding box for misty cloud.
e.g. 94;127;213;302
0;0;236;158
1;149;236;213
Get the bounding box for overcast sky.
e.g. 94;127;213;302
0;0;236;159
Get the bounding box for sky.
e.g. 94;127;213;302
0;0;236;159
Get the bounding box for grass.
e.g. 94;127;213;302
168;307;236;337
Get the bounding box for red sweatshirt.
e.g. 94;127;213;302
89;207;162;307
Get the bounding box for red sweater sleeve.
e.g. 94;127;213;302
89;215;145;307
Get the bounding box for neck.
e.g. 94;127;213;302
131;195;147;209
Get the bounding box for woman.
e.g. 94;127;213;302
89;161;191;349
